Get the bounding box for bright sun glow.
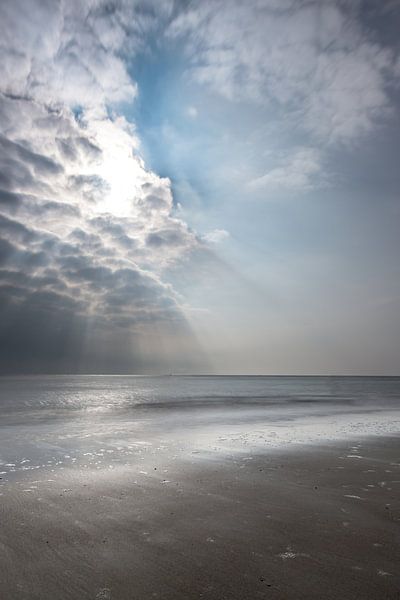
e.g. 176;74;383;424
89;116;145;217
98;151;143;216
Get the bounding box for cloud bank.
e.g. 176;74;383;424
0;0;205;373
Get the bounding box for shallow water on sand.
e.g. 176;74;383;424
0;375;400;481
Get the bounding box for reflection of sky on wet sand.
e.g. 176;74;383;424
1;375;400;486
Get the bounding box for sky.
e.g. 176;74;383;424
0;0;399;375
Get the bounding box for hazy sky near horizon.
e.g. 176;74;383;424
0;0;399;374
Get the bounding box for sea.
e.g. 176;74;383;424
0;375;399;482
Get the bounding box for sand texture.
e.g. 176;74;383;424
1;435;400;599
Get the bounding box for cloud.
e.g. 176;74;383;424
203;229;230;244
0;0;137;107
248;148;323;192
169;0;398;145
0;1;206;372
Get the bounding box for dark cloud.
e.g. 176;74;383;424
0;135;63;176
147;229;188;247
0;214;37;245
0;0;209;373
0;189;22;213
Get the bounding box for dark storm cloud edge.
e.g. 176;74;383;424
0;0;210;372
0;92;204;372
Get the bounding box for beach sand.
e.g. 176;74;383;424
1;435;399;599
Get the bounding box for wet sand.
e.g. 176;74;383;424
1;435;400;599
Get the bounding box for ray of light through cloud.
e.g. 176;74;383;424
0;0;399;374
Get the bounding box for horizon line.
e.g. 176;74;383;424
0;373;399;378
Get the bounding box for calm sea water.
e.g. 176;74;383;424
0;376;399;481
1;375;400;414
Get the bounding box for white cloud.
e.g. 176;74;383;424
248;148;323;192
0;1;133;107
203;229;230;244
169;0;398;145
